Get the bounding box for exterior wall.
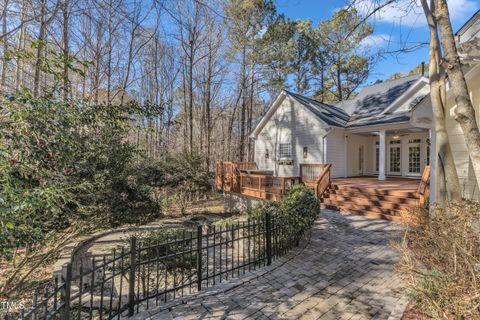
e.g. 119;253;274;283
346;134;374;177
326;128;347;178
253;96;330;177
346;131;429;178
443;64;480;200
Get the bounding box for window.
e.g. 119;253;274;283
303;147;308;159
409;145;421;173
375;147;379;172
409;138;421;143
279;143;292;159
265;149;269;159
358;145;364;172
390;145;401;173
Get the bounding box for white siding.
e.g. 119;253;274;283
326;128;346;178
346;134;373;177
254;96;330;177
443;64;480;200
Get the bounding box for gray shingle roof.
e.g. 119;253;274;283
284;74;423;128
347;74;421;120
284;90;350;127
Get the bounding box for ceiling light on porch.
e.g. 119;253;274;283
392;135;400;140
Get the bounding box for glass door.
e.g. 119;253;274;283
358;145;364;175
388;140;401;175
408;139;422;176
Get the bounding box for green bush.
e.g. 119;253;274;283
279;184;319;232
248;184;319;238
0;92;161;258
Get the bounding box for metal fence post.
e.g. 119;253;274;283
196;225;203;291
61;263;72;320
128;236;137;317
265;211;272;265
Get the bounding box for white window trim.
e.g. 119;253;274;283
278;143;292;160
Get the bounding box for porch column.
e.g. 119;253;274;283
379;130;386;180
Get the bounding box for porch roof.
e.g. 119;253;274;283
281;75;427;130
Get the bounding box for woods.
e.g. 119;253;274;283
0;0;373;165
3;0;480;317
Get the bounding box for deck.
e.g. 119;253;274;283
324;176;427;222
331;177;420;193
215;161;430;221
215;162;331;201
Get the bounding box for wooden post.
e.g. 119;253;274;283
259;176;262;198
128;236;137;316
196;225;203;291
240;174;243;195
61;263;72;319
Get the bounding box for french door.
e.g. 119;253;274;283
358;145;364;175
408;139;422;176
388;140;401;175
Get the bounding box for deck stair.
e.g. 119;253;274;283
321;177;420;222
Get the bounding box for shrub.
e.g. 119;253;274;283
0;92;161;258
248;184;319;238
395;201;480;319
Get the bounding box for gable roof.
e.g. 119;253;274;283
284;90;350;127
250;74;428;137
345;74;422;121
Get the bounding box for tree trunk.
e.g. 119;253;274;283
247;56;255;162
106;0;113;104
435;0;480;192
420;0;462;203
239;39;247;161
336;60;342;101
33;0;47;97
94;19;102;105
62;0;69;101
15;0;26;91
1;0;9;89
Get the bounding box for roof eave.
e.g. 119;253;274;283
250;90;288;138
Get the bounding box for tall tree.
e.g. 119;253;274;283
420;0;461;204
318;8;372;102
224;0;275;161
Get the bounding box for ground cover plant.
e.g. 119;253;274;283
396;201;480;319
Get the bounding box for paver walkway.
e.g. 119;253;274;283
136;210;407;320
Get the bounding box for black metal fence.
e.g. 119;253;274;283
17;212;304;319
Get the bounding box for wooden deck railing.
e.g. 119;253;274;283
215;161;256;192
417;165;430;207
300;163;325;186
215;161;331;201
239;174;301;201
313;164;331;198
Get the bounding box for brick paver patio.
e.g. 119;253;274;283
135;209;407;320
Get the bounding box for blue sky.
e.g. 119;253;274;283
275;0;480;85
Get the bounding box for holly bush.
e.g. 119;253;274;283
0;91;160;259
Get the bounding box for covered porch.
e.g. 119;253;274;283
345;123;430;181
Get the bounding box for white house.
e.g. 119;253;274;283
217;11;480;219
412;10;480;202
250;74;431;182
